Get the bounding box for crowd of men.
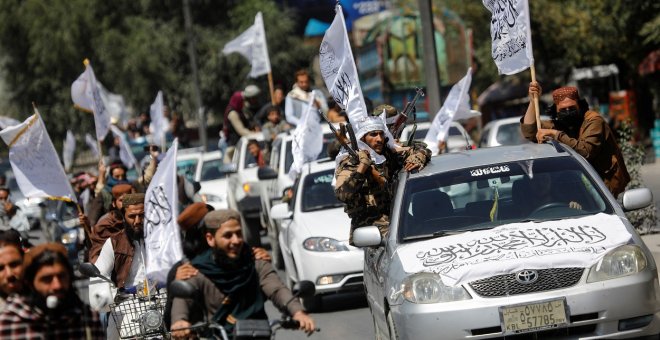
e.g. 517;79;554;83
0;59;631;339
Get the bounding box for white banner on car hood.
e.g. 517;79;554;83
397;213;632;287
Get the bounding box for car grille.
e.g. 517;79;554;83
469;268;584;297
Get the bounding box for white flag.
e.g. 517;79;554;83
71;59;111;140
110;125;139;171
85;133;100;158
63;130;76;171
288;92;323;180
222;12;271;78
0;111;75;199
98;83;129;128
149;91;167;147
0;116;20;129
424;68;472;154
144;139;182;284
483;0;534;75
320;5;369;125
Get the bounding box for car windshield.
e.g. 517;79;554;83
496;122;529;145
177;159;198;182
200;159;227;181
301;169;343;212
398;157;612;242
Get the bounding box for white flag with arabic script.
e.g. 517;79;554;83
424;68;472;154
0;111;75;199
289;92;323;180
63;130;76;171
222;12;271;78
319;5;369;125
482;0;534;75
71;60;111;140
144;139;182;284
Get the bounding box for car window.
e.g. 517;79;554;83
448;126;461;136
284;141;294;173
479;127;490;147
244;140;267;169
496;123;529;145
200;159;227;181
398;157;612;242
271;139;282;170
301;169;343;212
177;159;198;182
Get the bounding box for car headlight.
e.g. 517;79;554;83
140;309;163;330
401;272;471;304
587;244;647;283
201;193;224;202
60;229;78;244
303;237;349;252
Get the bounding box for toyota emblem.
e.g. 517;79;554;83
515;270;539;284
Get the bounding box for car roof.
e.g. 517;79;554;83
410;143;568;178
300;158;337;175
483;115;551;129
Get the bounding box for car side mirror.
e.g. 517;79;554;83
292;280;315;299
169;279;198;299
220;163;237;174
352;226;383;247
270;203;292;220
79;262;115;286
622;188;653;212
257;166;278;180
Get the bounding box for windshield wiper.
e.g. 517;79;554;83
403;230;455;242
304;203;343;212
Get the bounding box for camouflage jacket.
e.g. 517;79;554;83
334;144;431;227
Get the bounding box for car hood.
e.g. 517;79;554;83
297;208;352;242
395;213;633;287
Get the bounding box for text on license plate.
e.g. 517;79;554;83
500;298;569;335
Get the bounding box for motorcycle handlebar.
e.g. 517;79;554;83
274;318;321;332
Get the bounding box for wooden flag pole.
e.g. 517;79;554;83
530;65;542;131
267;72;275;105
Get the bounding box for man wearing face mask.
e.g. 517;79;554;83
521;82;630;196
0;243;104;339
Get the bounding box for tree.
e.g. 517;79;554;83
0;0;313;151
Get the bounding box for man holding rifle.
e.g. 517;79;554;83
331;109;430;245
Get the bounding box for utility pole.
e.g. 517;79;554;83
182;0;208;151
418;0;442;118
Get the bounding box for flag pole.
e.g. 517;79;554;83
267;71;275;105
530;65;541;131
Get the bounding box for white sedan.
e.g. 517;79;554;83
271;159;364;311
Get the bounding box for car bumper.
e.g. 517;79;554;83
389;269;660;339
298;247;365;295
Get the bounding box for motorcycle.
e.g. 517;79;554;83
80;263;168;340
168;279;321;340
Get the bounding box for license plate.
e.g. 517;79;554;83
499;298;569;335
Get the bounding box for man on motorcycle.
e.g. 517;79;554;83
170;209;316;338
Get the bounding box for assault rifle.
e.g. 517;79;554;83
320;112;385;187
389;88;425;140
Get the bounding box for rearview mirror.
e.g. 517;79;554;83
292;280;316;299
169;279;198;299
352;226;383;247
79;262;115;286
257;166;278;180
622;188;653;212
270;203;292;220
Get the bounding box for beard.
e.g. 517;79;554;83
125;223;144;241
29;288;78;314
212;246;246;270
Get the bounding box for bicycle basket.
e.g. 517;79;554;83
110;291;168;339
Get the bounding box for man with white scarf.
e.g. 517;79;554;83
334;116;430;245
284;69;328;127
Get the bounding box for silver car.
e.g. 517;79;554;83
356;142;660;339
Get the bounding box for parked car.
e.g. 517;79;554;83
355;142;659;339
258;126;336;269
270;158;364;311
479;115;550;148
401;121;475;152
225;134;267;247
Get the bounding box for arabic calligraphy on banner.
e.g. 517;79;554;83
398;213;632;286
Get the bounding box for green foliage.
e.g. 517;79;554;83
618;121;658;233
0;0;312;149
